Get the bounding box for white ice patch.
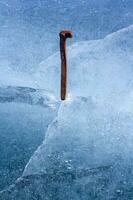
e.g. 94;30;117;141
24;25;133;183
34;25;133;108
23;96;133;176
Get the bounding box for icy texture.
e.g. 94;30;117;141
0;86;58;108
24;97;133;176
1;97;133;199
1;25;133;199
17;26;133;199
0;86;59;190
0;1;133;198
0;0;132;72
35;25;133;108
0;66;35;88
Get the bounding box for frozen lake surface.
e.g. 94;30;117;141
0;0;133;199
0;24;133;199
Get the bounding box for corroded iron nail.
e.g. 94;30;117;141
59;30;73;100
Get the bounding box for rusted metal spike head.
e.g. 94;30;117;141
59;30;73;39
59;30;73;100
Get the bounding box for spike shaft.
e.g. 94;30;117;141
59;30;73;100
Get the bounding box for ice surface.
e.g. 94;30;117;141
0;0;132;72
0;65;35;88
35;25;133;108
1;25;133;199
0;86;58;108
0;86;59;190
24;96;133;176
0;1;133;198
1;96;133;199
20;26;133;199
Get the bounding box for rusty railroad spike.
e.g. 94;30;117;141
59;30;73;100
